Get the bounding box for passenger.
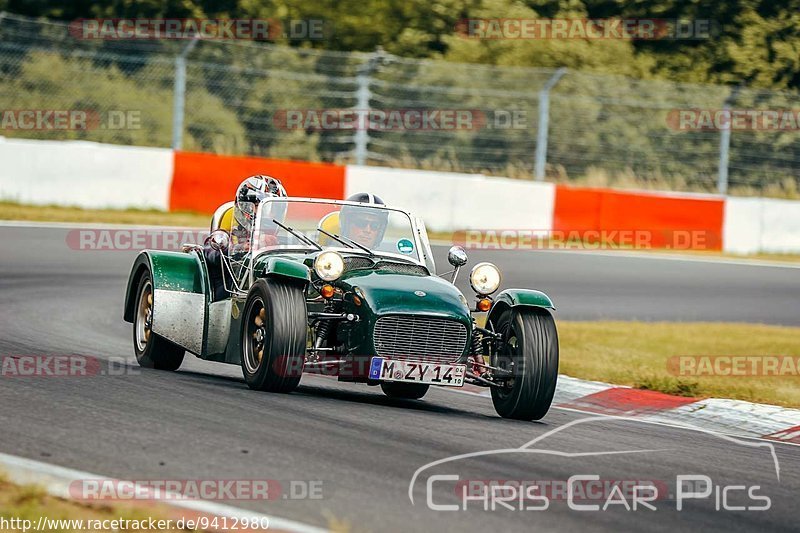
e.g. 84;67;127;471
339;192;388;249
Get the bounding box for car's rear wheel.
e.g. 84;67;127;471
380;382;429;400
490;308;558;420
241;278;307;393
133;271;184;371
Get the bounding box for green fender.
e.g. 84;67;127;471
486;288;555;327
255;255;310;285
123;250;206;323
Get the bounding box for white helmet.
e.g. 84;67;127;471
233;175;287;228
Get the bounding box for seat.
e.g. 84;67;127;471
210;201;235;233
318;211;341;246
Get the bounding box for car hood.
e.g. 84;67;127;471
340;269;471;321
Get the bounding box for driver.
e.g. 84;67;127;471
205;175;287;300
229;175;289;254
232;175;287;250
339;192;388;249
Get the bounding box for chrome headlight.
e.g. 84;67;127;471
470;262;501;295
314;251;345;281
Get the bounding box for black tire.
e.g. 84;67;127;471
490;308;559;420
132;271;185;371
380;382;430;400
241;278;307;393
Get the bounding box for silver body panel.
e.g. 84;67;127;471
152;289;205;355
205;299;233;355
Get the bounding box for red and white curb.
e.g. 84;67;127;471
462;374;800;445
0;452;326;533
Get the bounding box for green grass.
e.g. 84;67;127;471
0;201;211;227
558;321;800;407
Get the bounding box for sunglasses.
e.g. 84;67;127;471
352;218;382;231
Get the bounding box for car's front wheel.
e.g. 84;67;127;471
241;278;307;393
132;271;185;371
490;308;559;420
380;382;429;400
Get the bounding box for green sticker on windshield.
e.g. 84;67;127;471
397;238;414;254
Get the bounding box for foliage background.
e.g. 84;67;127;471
4;0;798;91
0;1;798;196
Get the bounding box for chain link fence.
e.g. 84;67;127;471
0;13;798;196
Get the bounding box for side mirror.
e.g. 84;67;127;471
206;229;230;251
447;246;468;283
448;246;468;267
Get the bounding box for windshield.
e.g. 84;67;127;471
246;198;424;264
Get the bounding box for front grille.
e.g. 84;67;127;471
373;315;468;364
344;256;374;271
375;262;429;276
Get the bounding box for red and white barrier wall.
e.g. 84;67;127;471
0;137;174;210
724;197;800;254
169;151;345;214
552;186;725;250
0;138;798;255
344;165;555;232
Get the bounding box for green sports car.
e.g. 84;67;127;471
123;196;559;420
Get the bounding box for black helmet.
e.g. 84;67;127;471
340;192;389;244
233;175;286;228
345;192;384;205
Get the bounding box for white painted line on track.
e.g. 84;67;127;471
0;452;327;533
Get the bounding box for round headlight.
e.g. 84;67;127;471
314;251;345;281
470;262;501;295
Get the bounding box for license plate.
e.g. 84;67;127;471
369;357;466;387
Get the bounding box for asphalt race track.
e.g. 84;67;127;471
1;224;799;532
452;247;800;326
